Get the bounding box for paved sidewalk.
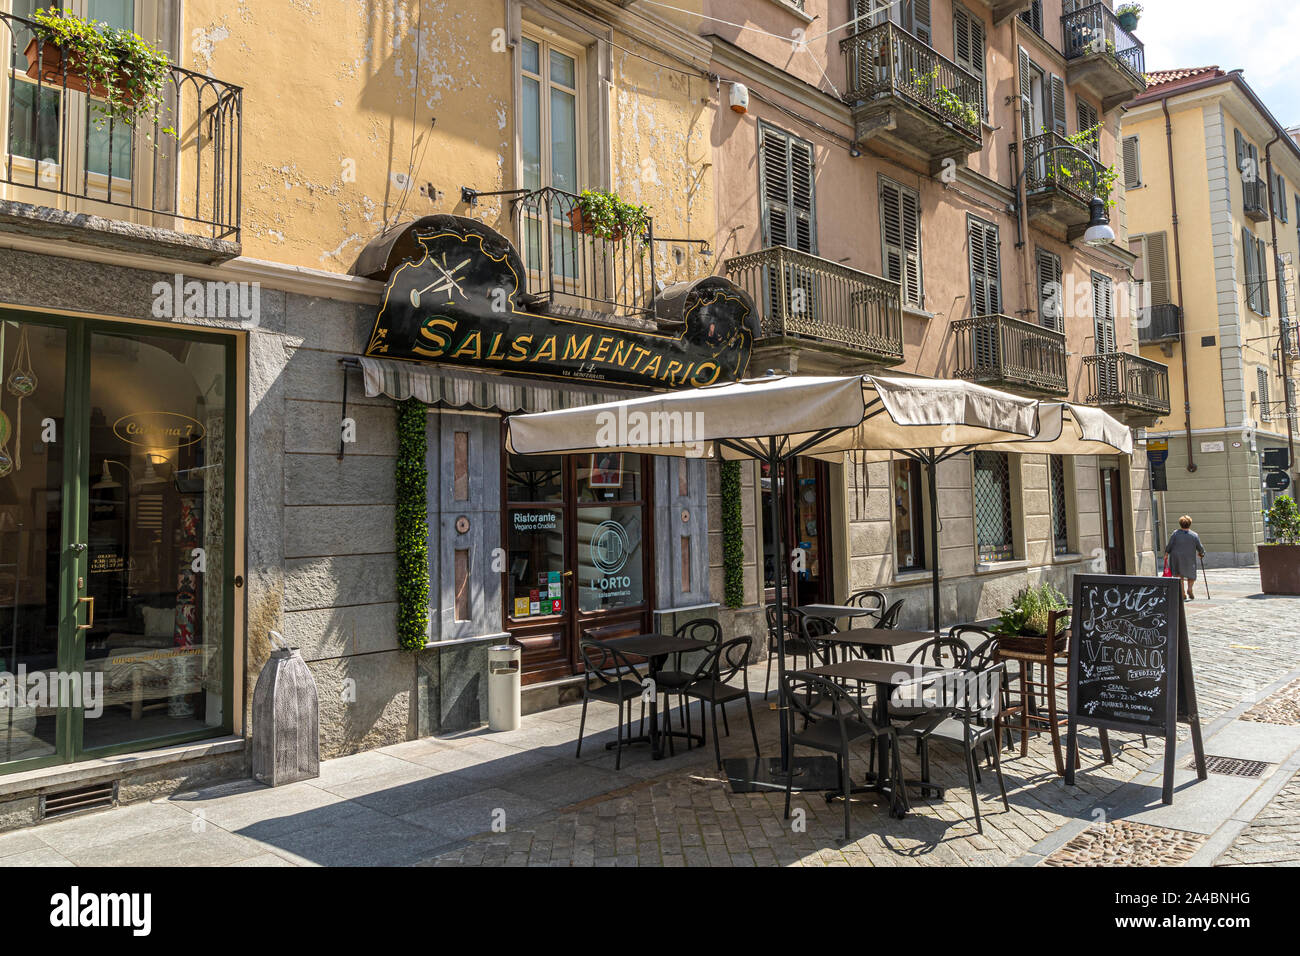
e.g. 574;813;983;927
0;567;1294;867
1215;768;1300;866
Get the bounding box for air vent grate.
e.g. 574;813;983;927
1194;755;1269;778
39;781;118;820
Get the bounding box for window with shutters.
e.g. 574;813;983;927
758;122;816;254
1134;232;1171;308
1049;455;1070;556
1258;237;1271;316
1258;367;1272;422
1122;135;1142;187
1275;174;1288;223
1019;0;1043;35
1280;255;1291;319
973;451;1015;562
953;4;987;120
1092;272;1118;395
1243;227;1261;313
854;0;931;44
1077;99;1100;157
1035;247;1063;331
880;176;924;308
968;216;1002;317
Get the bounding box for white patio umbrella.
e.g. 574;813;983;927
505;373;1042;772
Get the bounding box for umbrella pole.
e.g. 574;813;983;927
927;451;941;634
767;440;791;772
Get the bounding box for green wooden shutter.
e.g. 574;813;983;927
1018;48;1033;142
1077;99;1099;156
759;123;816;254
1145;232;1170;307
968;216;1001;317
1036;247;1063;331
1122;135;1141;187
1243;227;1259;312
906;0;932;43
1092;272;1116;352
1234;128;1246;172
953;5;987;120
880;179;923;308
1049;74;1067;137
1258;237;1270;316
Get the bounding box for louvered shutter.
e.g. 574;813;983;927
1122;135;1141;187
1257;237;1270;316
1258;367;1271;422
953;5;987;120
880;180;904;293
900;188;922;306
905;0;932;43
1145;232;1170;307
880;179;923;308
759;124;815;254
969;217;1001;317
1018;48;1034;142
1049;74;1067;137
1077;99;1099;156
1279;257;1290;318
1036;248;1063;331
1234;129;1246;173
1242;227;1259;312
1093;274;1116;352
789;136;815;254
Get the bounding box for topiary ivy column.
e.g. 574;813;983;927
720;460;745;608
395;398;429;650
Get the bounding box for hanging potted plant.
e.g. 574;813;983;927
1116;4;1143;33
23;8;175;137
568;189;651;243
1259;495;1300;594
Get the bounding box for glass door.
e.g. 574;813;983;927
0;314;234;775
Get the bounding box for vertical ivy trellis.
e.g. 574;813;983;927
720;460;745;608
395;398;429;650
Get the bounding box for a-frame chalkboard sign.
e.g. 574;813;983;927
1065;574;1207;804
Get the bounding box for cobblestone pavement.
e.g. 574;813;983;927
1215;770;1300;866
1043;820;1207;867
426;568;1300;867
0;568;1293;867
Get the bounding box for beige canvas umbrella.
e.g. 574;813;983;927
505;373;1041;773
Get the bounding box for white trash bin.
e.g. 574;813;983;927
487;644;522;732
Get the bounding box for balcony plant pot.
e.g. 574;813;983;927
23;38;139;105
1117;11;1139;32
566;206;625;241
1257;544;1300;595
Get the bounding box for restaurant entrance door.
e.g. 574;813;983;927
761;456;834;607
503;451;655;683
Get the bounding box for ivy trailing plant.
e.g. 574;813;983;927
30;7;175;138
719;460;745;608
571;189;651;244
395;398;430;651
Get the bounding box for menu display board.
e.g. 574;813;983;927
1066;574;1206;805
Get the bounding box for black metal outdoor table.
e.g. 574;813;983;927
804;659;956;806
797;603;882;625
600;634;707;759
822;627;933;661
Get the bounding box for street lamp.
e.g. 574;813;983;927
1014;142;1114;248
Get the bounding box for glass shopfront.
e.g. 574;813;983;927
761;457;834;606
504;450;653;682
0;314;235;773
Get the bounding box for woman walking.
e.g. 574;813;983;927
1164;515;1206;600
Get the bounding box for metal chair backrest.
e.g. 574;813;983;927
944;663;1004;723
798;614;838;667
906;634;971;669
847;588;887;615
877;599;905;629
674;618;722;647
579;640;642;694
783;670;880;736
717;636;754;685
950;624;997;670
765;604;799;648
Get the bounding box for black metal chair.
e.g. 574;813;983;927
876;598;906;630
764;604;807;700
894;664;1010;834
656;618;722;753
680;636;761;769
846;588;888;623
888;632;973;733
577;641;646;770
782;671;908;839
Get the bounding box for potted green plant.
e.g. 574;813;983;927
568;189;650;243
24;8;174;136
1116;4;1142;33
1259;495;1300;594
994;582;1071;653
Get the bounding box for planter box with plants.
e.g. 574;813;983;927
23;8;174;138
993;582;1070;654
567;189;650;243
1259;495;1300;595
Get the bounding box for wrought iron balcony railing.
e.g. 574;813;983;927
952;313;1068;395
840;21;983;145
1084;351;1170;415
1138;303;1182;343
1;12;242;242
724;245;903;363
1021;130;1106;207
1061;3;1146;85
512;186;656;319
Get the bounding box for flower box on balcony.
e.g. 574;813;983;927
22;38;138;104
566;206;626;241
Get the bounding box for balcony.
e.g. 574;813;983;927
952;313;1068;396
1084;351;1171;422
1242;177;1269;222
0;12;242;262
968;0;1034;24
512;187;656;320
1020;131;1109;237
1061;3;1147;111
840;21;983;170
724;245;904;366
1138;303;1182;344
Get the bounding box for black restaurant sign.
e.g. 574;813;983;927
1066;574;1206;805
364;216;758;389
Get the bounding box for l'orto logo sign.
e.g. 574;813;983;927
363;216;758;389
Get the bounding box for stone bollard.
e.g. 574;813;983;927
251;630;320;786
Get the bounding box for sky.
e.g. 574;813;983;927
1140;0;1300;129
